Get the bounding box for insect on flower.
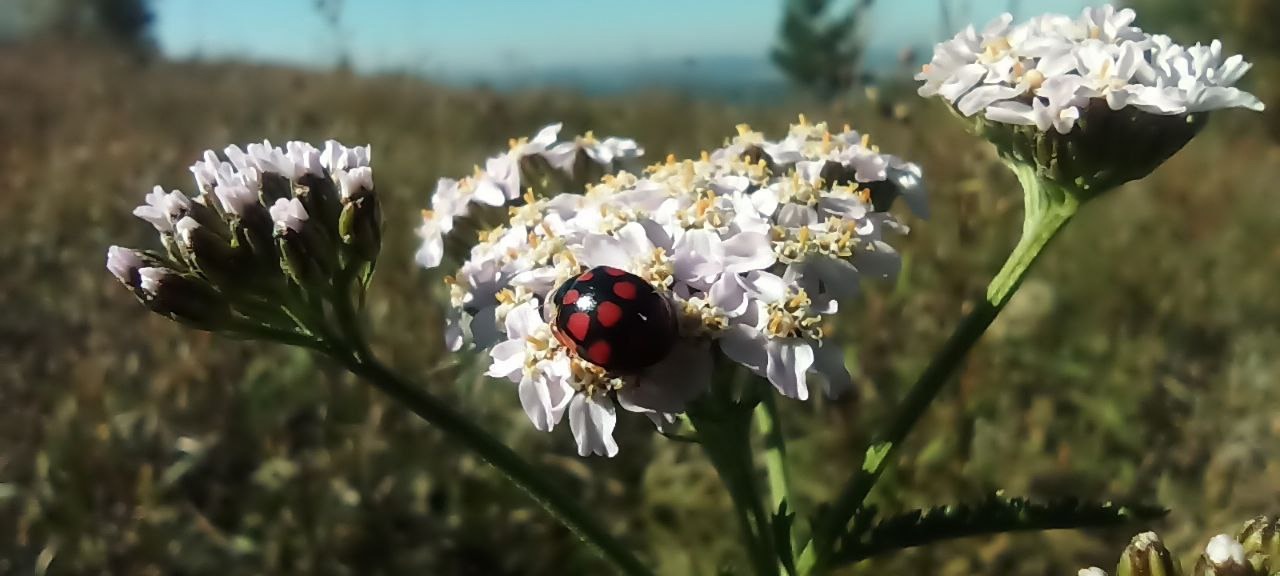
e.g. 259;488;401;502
547;266;679;374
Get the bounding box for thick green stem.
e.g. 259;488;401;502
755;393;795;536
799;166;1080;574
340;353;651;576
689;403;779;576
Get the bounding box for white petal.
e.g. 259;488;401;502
582;233;633;270
721;232;776;273
737;270;788;304
765;339;815;401
486;340;526;381
531;123;562;148
708;274;749;317
719;325;767;376
568;394;619;457
503;302;545;338
472;178;507;207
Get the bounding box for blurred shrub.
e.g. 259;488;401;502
771;0;874;101
1;0;153;50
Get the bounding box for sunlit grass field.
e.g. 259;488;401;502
2;41;1278;575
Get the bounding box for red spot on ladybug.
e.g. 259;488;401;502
567;312;591;341
587;341;612;365
612;281;638;300
596;301;622;327
549;265;678;374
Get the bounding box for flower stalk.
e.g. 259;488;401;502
801;168;1079;574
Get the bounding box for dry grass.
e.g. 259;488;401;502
1;40;1278;575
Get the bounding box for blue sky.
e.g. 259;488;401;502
154;0;1093;77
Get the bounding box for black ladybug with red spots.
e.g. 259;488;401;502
549;266;678;373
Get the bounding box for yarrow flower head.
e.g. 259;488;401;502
918;4;1265;199
109;139;381;338
419;118;927;456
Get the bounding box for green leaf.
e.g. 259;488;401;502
831;494;1168;566
773;500;799;576
862;442;892;473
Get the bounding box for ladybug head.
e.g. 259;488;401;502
547;266;678;374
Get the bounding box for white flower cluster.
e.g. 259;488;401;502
918;4;1264;134
418;119;927;456
415;124;642;269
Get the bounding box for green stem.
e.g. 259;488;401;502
755;393;795;536
799;167;1080;574
339;353;651;576
688;403;778;576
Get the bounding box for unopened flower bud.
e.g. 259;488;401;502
230;201;280;277
136;267;231;330
271;198;335;288
1193;534;1258;576
1081;569;1110;576
1117;532;1183;576
338;183;381;269
107;245;149;290
175;216;243;290
260;171;293;204
296;172;342;240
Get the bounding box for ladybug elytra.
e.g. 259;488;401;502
549;266;678;373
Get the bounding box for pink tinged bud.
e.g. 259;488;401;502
286;141;324;178
338;167;375;200
269;198;309;234
213;182;258;216
106;245;144;287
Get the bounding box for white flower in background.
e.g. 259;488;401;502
420;118;927;456
544;131;644;175
1204;534;1248;568
919;4;1264;134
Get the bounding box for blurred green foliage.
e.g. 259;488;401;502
0;39;1277;575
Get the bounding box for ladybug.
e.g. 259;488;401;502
548;266;678;373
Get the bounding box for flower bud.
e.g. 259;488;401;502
136;266;231;330
296;172;342;240
337;172;381;269
271;198;335;289
1237;516;1280;572
1117;532;1183;576
107;245;154;292
259;171;294;205
1081;569;1110;576
231;202;280;274
175;216;243;291
1193;534;1259;576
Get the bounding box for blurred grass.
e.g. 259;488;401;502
0;40;1278;575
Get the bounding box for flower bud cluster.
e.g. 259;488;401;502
108;139;379;335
